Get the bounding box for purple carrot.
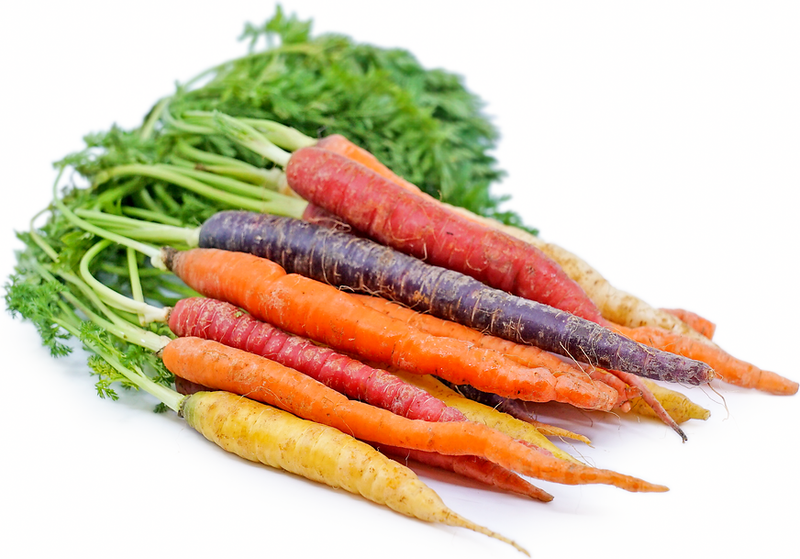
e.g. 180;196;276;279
194;210;715;386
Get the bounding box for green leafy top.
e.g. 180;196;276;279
62;6;531;230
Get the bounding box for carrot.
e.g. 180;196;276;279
161;247;624;409
315;133;422;194
182;390;528;553
661;308;717;339
285;146;607;323
168;296;465;422
351;294;696;438
195;211;714;387
163;336;667;492
615;324;799;396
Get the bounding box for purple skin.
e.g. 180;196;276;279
196;210;715;386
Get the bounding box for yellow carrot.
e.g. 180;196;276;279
626;378;711;424
182;390;529;554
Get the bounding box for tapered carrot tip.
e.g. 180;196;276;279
755;370;799;396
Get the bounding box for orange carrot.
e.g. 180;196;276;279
161;247;618;411
616;324;798;395
661;308;717;340
353;293;632;408
162;336;666;492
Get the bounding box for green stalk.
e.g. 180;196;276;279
174;141;260;170
171;156;283;188
167;165;282;199
80;240;169;323
89;178;145;211
60;309;183;411
183;111;316;152
127;247;146;324
28;208;60;261
121;206;185;227
138;97;170;141
27;254;171;357
93;163;307;218
240;117;317;151
132;188;163;215
209;112;292;167
74;209;199;246
152;183;182;214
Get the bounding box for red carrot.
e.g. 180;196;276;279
375;444;554;502
168;296;465;422
285;146;607;323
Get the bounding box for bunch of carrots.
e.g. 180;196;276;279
6;16;797;554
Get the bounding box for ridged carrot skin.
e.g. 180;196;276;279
180;390;527;553
286;146;605;322
168;297;464;422
195;211;714;387
164;336;667;493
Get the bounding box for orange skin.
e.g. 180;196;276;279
353;293;630;409
164;247;617;411
162;336;666;492
615;324;798;396
661;308;717;340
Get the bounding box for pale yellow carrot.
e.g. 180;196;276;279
625;378;711;424
182;390;528;554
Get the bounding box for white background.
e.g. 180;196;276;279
1;2;798;558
